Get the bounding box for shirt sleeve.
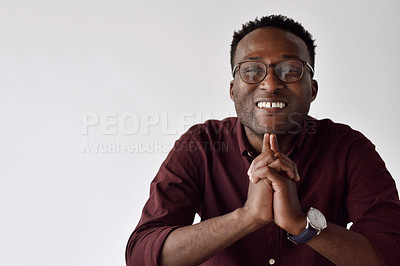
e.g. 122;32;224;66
345;135;400;265
125;131;205;266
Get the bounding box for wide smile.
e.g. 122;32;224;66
255;100;288;112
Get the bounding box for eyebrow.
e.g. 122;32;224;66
281;55;302;60
245;56;263;60
243;55;303;61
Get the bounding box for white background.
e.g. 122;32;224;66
1;0;399;265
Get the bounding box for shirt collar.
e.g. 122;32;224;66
236;116;311;160
236;118;256;160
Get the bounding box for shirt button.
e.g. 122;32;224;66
268;258;275;265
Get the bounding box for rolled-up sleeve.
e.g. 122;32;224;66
346;136;400;265
125;131;205;266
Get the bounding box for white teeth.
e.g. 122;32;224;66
257;102;286;109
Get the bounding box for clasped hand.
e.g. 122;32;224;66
244;133;305;235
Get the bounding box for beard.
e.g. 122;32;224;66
234;99;308;138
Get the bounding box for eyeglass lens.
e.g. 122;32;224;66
239;60;304;83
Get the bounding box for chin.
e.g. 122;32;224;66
248;124;286;137
255;120;289;134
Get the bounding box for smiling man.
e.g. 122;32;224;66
230;25;318;155
126;15;400;265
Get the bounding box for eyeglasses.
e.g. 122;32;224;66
232;59;314;84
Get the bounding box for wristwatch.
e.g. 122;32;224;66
287;207;327;244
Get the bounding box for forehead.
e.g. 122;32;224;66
235;27;310;64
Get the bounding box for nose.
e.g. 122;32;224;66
259;68;283;94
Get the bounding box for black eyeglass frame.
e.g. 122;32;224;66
232;59;315;84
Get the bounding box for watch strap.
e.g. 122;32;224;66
287;225;318;244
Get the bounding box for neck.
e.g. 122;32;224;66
244;127;298;155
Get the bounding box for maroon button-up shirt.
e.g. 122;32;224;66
126;117;400;265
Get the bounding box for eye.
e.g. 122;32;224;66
243;65;264;74
241;63;265;83
276;61;303;81
282;64;301;74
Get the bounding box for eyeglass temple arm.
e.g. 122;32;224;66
232;65;238;77
306;62;315;76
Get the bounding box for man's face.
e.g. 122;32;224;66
230;27;318;137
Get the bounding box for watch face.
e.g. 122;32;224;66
308;208;327;229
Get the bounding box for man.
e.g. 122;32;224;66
126;15;400;265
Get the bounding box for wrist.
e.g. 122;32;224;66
287;207;327;244
236;207;269;231
286;213;307;236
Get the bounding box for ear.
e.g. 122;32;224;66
229;80;235;101
310;79;318;102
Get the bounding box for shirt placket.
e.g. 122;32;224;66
264;225;281;265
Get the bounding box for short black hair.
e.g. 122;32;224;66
230;15;316;71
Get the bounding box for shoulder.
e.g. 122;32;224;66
311;117;373;148
169;117;238;154
180;117;238;142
